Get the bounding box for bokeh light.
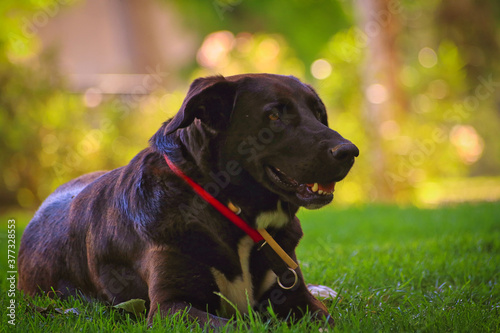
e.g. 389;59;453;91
197;30;235;68
256;38;280;62
450;125;484;164
418;47;438;68
83;87;103;108
427;79;448;99
310;59;332;80
366;83;388;104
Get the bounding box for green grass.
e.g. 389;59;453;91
1;202;499;332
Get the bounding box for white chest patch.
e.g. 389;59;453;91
256;269;278;300
211;202;289;316
255;201;289;229
211;236;255;317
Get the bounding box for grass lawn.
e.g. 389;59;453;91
1;202;499;332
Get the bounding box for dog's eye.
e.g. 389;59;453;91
314;109;323;120
268;109;281;121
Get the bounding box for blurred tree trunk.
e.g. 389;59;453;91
355;0;407;201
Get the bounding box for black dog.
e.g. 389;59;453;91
18;74;358;327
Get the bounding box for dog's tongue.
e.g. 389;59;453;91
306;182;336;192
319;182;336;192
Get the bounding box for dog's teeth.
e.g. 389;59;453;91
312;183;319;192
318;190;323;195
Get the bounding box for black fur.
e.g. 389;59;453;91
18;73;359;328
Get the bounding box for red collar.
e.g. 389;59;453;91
163;154;298;272
163;154;264;242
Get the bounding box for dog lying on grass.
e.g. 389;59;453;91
18;73;358;328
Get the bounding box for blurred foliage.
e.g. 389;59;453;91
1;0;500;211
170;0;350;69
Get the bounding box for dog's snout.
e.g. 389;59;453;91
330;143;359;162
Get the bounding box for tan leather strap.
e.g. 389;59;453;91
257;228;298;270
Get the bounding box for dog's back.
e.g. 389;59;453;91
18;171;106;296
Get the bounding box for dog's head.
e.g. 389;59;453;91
152;74;358;209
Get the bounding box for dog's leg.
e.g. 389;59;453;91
260;280;334;326
253;219;335;326
147;300;229;328
256;263;334;326
144;249;231;329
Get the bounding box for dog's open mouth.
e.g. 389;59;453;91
265;166;336;207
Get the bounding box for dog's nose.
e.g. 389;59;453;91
330;143;359;163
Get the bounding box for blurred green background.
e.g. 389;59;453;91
1;0;500;213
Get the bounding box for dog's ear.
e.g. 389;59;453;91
164;75;237;135
150;75;238;154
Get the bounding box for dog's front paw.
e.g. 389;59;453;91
307;284;338;300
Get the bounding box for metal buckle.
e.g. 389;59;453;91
277;267;298;290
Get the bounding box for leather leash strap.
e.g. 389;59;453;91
257;229;298;270
163;154;299;276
